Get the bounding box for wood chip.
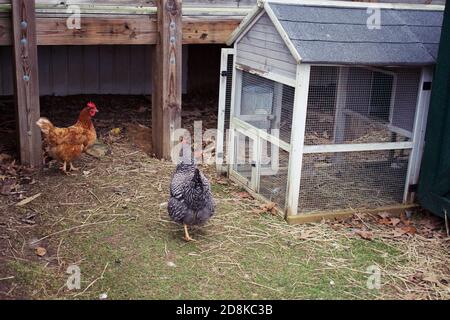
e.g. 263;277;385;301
16;193;41;207
35;247;47;257
355;230;374;241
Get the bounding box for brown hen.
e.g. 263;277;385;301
36;102;98;174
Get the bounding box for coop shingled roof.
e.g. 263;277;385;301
229;1;444;66
269;3;443;65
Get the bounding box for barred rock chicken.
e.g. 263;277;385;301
36;102;98;174
168;143;215;241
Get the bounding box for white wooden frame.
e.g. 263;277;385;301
216;48;235;173
228;41;295;198
285;64;311;216
227;46;241;184
303;141;413;154
232;118;290;152
333;66;348;144
232;126;260;191
403;66;434;203
235;63;296;87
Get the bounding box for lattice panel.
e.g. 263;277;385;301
305;66;421;146
298;149;411;214
233;130;256;184
258;141;290;209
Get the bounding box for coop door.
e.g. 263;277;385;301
216;48;234;173
237;72;279;130
231;128;259;190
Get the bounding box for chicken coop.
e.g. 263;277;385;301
218;0;445;222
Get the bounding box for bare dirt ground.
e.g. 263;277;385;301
0;95;449;300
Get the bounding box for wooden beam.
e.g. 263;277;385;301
286;204;419;225
182;18;240;44
37;15;158;45
11;0;42;167
0;15;241;45
152;0;182;159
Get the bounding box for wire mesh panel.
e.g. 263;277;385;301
298;149;411;214
305;66;421;146
258;140;290;209
237;71;295;143
297;65;422;214
233;130;256;187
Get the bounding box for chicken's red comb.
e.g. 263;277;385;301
87;101;96;109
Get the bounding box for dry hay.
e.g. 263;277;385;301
125;123;153;155
0;95;448;300
265;212;450;300
0;136;448;300
304;109;407;146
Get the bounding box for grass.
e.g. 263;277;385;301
1;137;448;300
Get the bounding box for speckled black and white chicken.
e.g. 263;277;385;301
168;143;215;241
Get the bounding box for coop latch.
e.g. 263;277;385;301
408;184;418;193
221;71;228;77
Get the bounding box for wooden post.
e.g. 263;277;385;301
285;64;311;217
152;0;182;159
11;0;42;167
404;66;433;203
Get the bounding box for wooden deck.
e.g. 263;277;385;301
0;0;254;164
0;1;254;45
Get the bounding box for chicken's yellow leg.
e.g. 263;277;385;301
183;224;195;242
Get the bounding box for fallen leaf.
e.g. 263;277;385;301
236;191;252;199
216;179;228;185
298;229;315;240
400;213;412;225
254;202;277;215
392;226;417;237
377;218;392;225
378;212;391;219
402;226;417;235
35;247;47;257
393;228;407;237
355;230;374;241
390;218;401;227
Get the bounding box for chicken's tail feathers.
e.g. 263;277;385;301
36;118;54;135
